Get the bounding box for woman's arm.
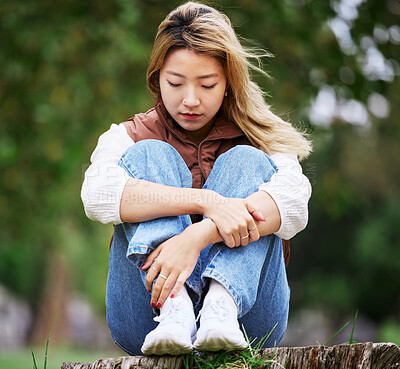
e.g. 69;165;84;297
120;178;210;222
81;124;133;224
194;190;281;245
120;179;267;247
120;152;311;241
260;153;312;239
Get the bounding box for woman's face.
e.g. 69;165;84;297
159;48;227;143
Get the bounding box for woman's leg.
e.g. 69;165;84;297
193;145;290;349
106;224;156;355
106;139;195;355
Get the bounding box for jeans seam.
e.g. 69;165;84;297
127;243;152;252
119;157;137;178
186;280;201;295
198;248;203;292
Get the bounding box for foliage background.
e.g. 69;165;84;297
0;0;399;347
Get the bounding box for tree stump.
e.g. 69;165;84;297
61;342;400;369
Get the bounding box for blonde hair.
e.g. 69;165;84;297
147;2;312;160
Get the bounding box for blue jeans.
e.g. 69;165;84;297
106;140;290;355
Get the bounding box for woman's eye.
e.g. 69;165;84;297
168;81;181;88
203;84;217;90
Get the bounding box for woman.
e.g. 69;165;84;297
81;1;312;356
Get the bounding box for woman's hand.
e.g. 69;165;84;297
140;220;213;309
201;190;265;247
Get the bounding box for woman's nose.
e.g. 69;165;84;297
182;89;200;107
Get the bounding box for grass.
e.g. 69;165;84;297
0;345;123;369
187;311;362;369
324;309;359;346
190;311;362;369
32;333;50;369
186;324;284;369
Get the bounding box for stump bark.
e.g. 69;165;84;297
61;342;400;369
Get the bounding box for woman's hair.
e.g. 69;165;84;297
147;2;312;160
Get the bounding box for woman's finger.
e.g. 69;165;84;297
240;230;250;246
169;273;189;300
248;223;260;242
250;209;266;222
221;232;235;248
244;200;266;222
240;220;252;245
151;271;169;308
141;246;162;270
156;272;179;307
145;260;161;293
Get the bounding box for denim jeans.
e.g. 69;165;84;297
106;140;290;355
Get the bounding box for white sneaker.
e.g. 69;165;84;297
194;296;248;352
141;295;197;355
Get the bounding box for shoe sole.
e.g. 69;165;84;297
194;329;248;352
142;332;193;356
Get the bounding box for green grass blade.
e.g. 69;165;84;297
31;349;38;369
44;332;50;369
324;321;349;346
349;309;359;344
257;322;278;350
182;354;189;369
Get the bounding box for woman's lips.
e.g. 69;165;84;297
181;113;201;120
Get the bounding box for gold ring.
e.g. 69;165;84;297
152;266;159;273
249;225;257;232
241;234;250;239
159;274;167;280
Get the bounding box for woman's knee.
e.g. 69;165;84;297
119;139;192;186
224;145;269;160
121;139;179;162
206;145;277;193
217;145;277;175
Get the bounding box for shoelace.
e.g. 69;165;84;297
153;298;191;327
197;296;232;323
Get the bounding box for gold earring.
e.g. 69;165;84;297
224;91;228;97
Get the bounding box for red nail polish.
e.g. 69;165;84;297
151;301;156;308
148;289;151;293
170;293;175;298
157;302;162;309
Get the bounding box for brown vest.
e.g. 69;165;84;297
122;99;290;267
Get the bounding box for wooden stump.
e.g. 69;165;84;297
61;342;400;369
